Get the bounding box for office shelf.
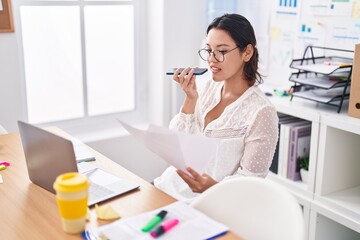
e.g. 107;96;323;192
267;94;360;240
267;172;311;207
289;46;354;113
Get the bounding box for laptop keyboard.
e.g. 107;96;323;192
88;182;114;202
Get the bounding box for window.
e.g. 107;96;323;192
15;0;146;128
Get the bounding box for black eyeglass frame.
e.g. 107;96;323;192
198;46;239;62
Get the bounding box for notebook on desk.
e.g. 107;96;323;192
17;121;140;206
88;201;229;239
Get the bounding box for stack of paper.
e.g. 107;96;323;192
89;201;229;240
119;120;220;173
291;64;350;75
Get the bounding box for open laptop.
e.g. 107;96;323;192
18;121;140;206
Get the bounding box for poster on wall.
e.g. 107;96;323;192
326;22;360;54
267;0;302;88
304;0;353;17
294;20;326;58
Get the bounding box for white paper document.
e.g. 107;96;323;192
291;64;348;75
118;120;219;173
70;137;96;163
89;201;229;240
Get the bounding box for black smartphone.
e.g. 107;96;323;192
166;68;208;76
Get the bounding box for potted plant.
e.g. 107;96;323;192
298;155;309;183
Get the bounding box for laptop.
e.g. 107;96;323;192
17;121;140;206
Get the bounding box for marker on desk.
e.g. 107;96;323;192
274;89;290;97
150;218;179;238
141;210;168;232
0;161;10;167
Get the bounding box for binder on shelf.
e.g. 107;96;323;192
277;119;309;178
349;44;360;119
270;115;300;174
287;123;312;181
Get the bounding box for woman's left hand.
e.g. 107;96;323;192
176;167;218;193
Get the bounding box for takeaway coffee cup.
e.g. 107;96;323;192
53;172;89;234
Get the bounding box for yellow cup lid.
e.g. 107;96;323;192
53;172;89;192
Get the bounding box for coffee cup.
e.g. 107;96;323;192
53;172;89;234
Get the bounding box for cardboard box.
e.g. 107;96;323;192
349;44;360;119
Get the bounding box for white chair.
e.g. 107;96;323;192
190;177;304;240
0;124;7;135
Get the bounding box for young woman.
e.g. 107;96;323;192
154;14;279;203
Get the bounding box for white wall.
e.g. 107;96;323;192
0;33;24;132
164;0;207;116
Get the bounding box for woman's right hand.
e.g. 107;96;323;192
173;67;199;101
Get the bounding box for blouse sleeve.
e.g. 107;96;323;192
224;105;279;179
169;112;199;133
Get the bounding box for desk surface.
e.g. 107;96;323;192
0;130;242;240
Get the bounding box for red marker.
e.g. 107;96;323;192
150;218;179;238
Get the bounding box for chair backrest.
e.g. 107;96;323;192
190;177;304;240
0;124;7;135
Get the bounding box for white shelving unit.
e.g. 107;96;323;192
266;94;360;240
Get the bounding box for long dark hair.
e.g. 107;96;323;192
207;14;263;85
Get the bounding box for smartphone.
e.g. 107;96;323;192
166;68;208;76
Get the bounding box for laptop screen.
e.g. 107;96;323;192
17;121;140;205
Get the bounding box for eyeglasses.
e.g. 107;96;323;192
198;46;239;62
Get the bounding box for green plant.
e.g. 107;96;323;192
298;155;309;171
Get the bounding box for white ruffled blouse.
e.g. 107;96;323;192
154;80;279;203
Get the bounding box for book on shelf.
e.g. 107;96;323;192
278;119;309;178
270;115;300;174
287;123;312;181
